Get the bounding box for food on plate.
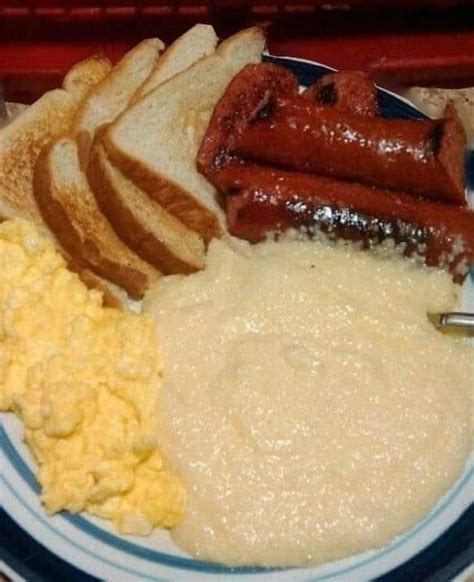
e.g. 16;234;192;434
0;219;185;534
88;134;206;274
131;24;218;103
0;54;135;305
1;22;473;572
303;70;379;117
403;86;474;139
200;63;466;206
199;62;467;206
72;265;130;309
231;86;467;205
1;26;261;302
0;54;111;225
79;23;229;273
199;62;473;281
73;38;165;165
198;63;298;188
104;27;265;242
37;31;215;294
145;237;473;566
220;162;474;281
34;137;160;297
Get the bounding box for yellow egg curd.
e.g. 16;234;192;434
0;219;185;535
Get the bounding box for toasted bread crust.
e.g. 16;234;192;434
74;267;130;309
104;130;223;242
0;90;78;224
33;140;158;297
63;55;113;98
0;55;112;226
88;136;205;274
104;27;265;244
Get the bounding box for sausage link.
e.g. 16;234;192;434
198;62;299;181
302;71;379;117
222;163;474;281
232;94;466;205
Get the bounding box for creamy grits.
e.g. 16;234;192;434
145;238;473;567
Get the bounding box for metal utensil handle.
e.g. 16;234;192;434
439;312;474;329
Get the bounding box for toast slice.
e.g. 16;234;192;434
73;38;165;165
132;24;218;102
63;55;113;98
0;55;111;226
0;56;132;308
74;267;130;309
88;134;205;274
34;137;160;297
104;27;266;242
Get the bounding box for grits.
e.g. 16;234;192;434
145;238;473;567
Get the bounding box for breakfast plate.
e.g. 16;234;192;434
1;53;473;582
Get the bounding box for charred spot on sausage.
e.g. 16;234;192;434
227;186;242;196
317;83;337;105
429;123;444;156
253;99;276;122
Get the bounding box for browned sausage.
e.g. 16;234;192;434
198;62;299;181
221;163;474;282
231;94;467;205
302;71;379;117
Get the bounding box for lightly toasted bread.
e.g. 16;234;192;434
132;24;218;102
0;56;133;308
66;259;131;309
104;27;266;243
73;38;165;165
34;137;160;297
87;27;219;275
88;134;205;274
0;55;111;226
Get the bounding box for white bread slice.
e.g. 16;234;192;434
132;24;218;102
0;57;130;309
0;55;111;226
73;38;165;164
104;27;265;242
88;135;205;274
34;137;160;297
63;55;113;97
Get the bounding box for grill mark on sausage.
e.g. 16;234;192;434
317;83;337;105
286;199;429;254
253;98;276;122
429;122;444;156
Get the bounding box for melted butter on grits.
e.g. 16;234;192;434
0;220;185;535
145;237;473;567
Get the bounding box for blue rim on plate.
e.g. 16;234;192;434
1;53;473;581
1;505;472;582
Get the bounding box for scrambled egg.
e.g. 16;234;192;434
0;219;185;535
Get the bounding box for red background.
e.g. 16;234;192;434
0;1;473;102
